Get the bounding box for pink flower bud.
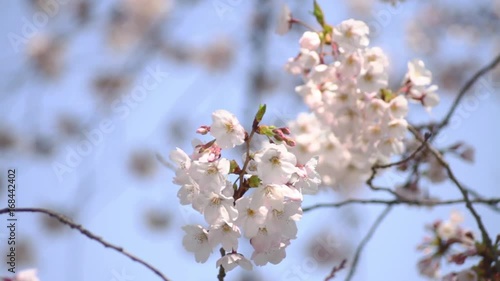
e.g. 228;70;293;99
196;125;210;135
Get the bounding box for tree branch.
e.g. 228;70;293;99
463;186;500;213
303;197;500;212
365;132;431;196
325;259;347;281
0;208;170;281
344;206;393;281
408;125;497;268
436;53;500;133
217;248;226;281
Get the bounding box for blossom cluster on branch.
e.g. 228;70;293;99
283;17;439;189
418;211;500;281
170;106;321;272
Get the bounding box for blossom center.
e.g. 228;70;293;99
210;197;221;206
224;122;234;133
207;165;218;175
270;156;281;166
196;233;208;244
246;208;255;217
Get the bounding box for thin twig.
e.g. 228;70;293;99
0;208;170;281
365;132;431;196
290;18;319;32
377;133;431;170
303;197;500;212
217;248;226;281
408;125;496;267
344;206;393;281
436;53;500;133
325;259;347;281
463;186;500;212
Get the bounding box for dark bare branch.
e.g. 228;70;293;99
436;53;500;133
0;208;170;281
303;197;500;212
345;206;393;281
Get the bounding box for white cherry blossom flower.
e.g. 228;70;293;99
422;85;440;109
177;179;200;206
275;4;292;35
264;201;302;239
250;183;289;211
210;110;245;149
169;147;191;170
182;225;212;263
364;47;389;69
366;98;388;119
254;143;298;184
387;118;408;139
250;228;289;266
357;64;388;93
377;137;405;156
292;157;321;195
189;158;230;191
216;253;253;272
407;59;432;86
285;49;320;75
198;192;238;225
235;197;268;238
388;95;409;118
333;19;370;51
338;51;363;78
299;31;321;51
208;221;241;251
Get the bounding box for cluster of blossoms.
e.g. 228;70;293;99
170;108;321;272
1;269;40;281
282;18;439;188
417;211;480;280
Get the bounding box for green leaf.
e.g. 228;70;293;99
255;104;266;123
313;0;325;27
248;175;261;187
324;24;333;34
257;125;276;137
229;160;240;173
380;88;395;102
253;104;267;130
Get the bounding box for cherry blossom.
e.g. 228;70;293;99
216;253;253;272
235;197;268;238
210;110;245;149
285;18;439;188
208;221;241;252
299;31;321;51
254;143;298;184
182;225;212;263
275;4;292;36
171;107;320;272
333;19;370;51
